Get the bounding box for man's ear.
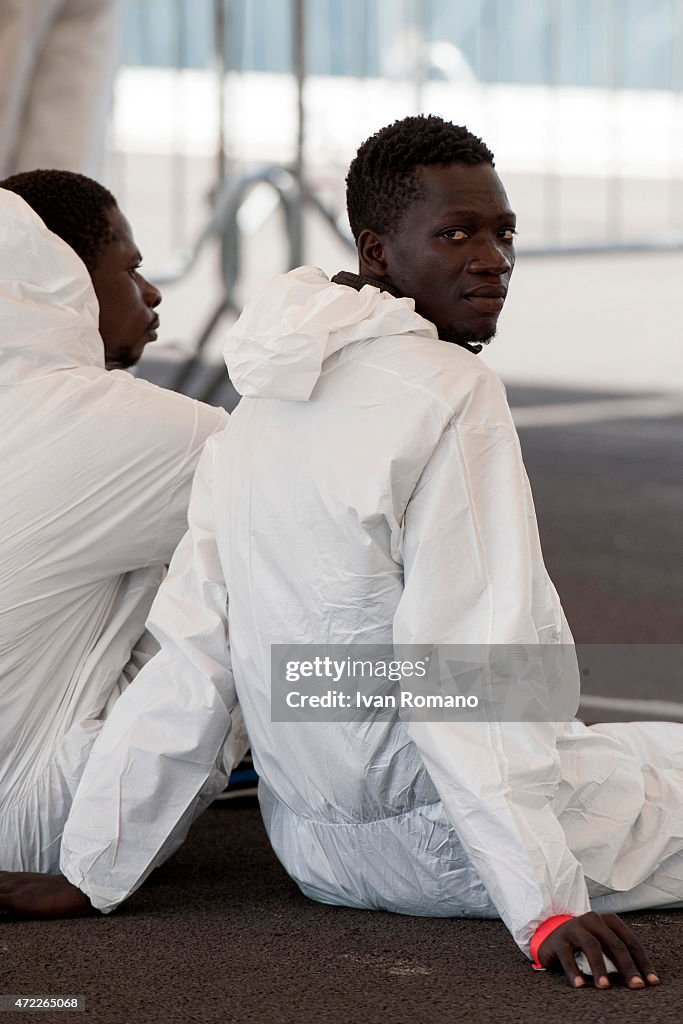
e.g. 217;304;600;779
357;229;390;279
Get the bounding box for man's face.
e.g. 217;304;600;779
378;162;516;346
91;206;161;369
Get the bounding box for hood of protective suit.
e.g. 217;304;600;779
223;265;438;401
0;188;103;382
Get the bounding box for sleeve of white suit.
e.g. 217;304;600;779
393;409;591;957
60;437;242;912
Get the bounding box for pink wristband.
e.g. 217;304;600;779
530;914;574;970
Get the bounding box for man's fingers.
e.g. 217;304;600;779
576;932;610;988
602;915;659;985
536;913;658;990
596;931;643;989
581;914;648;989
0;873;90;919
0;872;32;890
555;943;585;988
0;891;22;911
0;877;24;903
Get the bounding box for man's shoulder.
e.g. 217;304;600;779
356;330;509;422
97;368;227;430
54;365;229;450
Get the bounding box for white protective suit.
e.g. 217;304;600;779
60;267;683;957
0;188;231;873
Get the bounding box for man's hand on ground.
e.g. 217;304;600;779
537;910;660;989
0;872;92;918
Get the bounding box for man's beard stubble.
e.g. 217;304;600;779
441;324;497;355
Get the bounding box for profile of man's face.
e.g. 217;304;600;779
91;206;161;370
364;162;516;346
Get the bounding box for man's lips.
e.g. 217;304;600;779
464;287;507;314
145;316;160;341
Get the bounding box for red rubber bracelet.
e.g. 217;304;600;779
530;914;574;970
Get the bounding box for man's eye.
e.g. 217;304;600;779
499;229;517;241
128;264;142;276
441;229;468;240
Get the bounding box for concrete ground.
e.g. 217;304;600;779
2;379;679;1024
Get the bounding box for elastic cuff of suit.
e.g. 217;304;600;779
530;915;574;970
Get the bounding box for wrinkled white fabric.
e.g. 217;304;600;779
61;439;244;909
0;189;230;872
61;267;683;956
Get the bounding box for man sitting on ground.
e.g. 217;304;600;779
3;122;680;992
0;171;238;886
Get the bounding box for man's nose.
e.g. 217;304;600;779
141;275;161;307
470;236;514;275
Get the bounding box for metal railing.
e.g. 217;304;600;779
115;0;683;401
154;162;354;401
116;0;683;266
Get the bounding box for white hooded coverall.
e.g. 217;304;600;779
60;267;683;958
0;189;230;873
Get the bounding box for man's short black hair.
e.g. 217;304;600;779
0;169;117;272
346;115;494;242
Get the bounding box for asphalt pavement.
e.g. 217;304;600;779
2;807;681;1024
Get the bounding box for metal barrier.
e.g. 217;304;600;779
117;0;683;401
157;162;355;401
